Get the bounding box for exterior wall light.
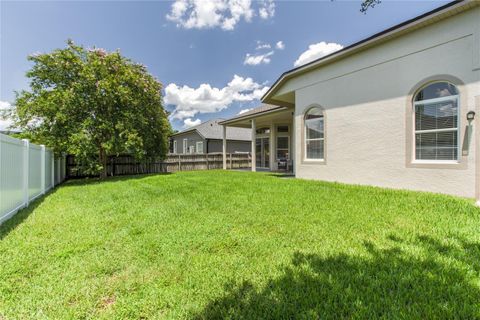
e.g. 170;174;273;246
467;111;475;121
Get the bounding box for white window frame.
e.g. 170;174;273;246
183;139;188;154
304;109;325;161
189;145;195;154
413;94;460;164
173;141;177;154
196;141;204;154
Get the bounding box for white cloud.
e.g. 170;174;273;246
165;75;269;120
294;41;343;67
0;101;14;131
275;41;285;50
255;41;271;50
259;0;275;19
244;51;274;66
247;40;283;65
184;118;202;128
238;108;252;115
166;0;274;31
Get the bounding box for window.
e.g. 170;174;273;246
277;136;289;160
189;146;195;154
196;141;203;154
256;127;270;135
173;141;177;154
183;139;187;154
414;82;459;161
304;108;324;160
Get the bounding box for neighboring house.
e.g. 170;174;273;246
220;1;480;201
170;119;251;154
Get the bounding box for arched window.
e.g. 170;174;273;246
414;82;459;161
304;107;324;160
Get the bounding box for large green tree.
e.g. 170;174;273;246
11;40;171;178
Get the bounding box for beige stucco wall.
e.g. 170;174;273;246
291;7;480;198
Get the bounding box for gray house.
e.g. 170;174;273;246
170;119;251;154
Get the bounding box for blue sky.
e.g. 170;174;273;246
0;0;450;131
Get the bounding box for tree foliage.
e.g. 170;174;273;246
12;40;172;177
360;0;381;13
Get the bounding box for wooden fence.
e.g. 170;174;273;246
66;153;251;178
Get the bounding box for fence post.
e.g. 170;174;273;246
229;153;232;169
40;145;46;194
51;155;55;187
56;158;60;184
61;155;65;182
178;154;181;171
22;139;30;207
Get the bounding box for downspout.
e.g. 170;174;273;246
206;139;209;154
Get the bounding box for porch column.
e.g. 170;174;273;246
291;112;296;174
251;119;256;172
222;125;227;170
269;122;275;171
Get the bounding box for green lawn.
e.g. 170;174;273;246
1;171;479;319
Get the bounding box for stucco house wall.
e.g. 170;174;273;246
290;6;480;197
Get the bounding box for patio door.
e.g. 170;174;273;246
256;138;270;168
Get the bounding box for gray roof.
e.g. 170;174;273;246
172;118;251;141
219;104;284;124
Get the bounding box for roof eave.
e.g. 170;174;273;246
170;128;206;140
219;106;288;125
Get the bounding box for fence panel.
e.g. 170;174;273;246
60;157;66;182
0;133;65;224
28;143;43;201
45;150;53;190
54;158;59;185
0;134;25;223
54;156;66;186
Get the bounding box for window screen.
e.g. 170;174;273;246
305;108;324;160
414;82;459;161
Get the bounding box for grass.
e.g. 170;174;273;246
0;170;480;319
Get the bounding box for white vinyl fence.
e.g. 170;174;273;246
0;133;65;224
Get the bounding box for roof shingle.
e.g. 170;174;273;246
172;119;251;141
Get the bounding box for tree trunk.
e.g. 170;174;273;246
99;147;108;179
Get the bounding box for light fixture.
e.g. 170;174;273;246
467;111;475;121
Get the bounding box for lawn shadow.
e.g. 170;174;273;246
63;172;173;188
194;235;480;319
0;188;58;241
265;173;295;179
